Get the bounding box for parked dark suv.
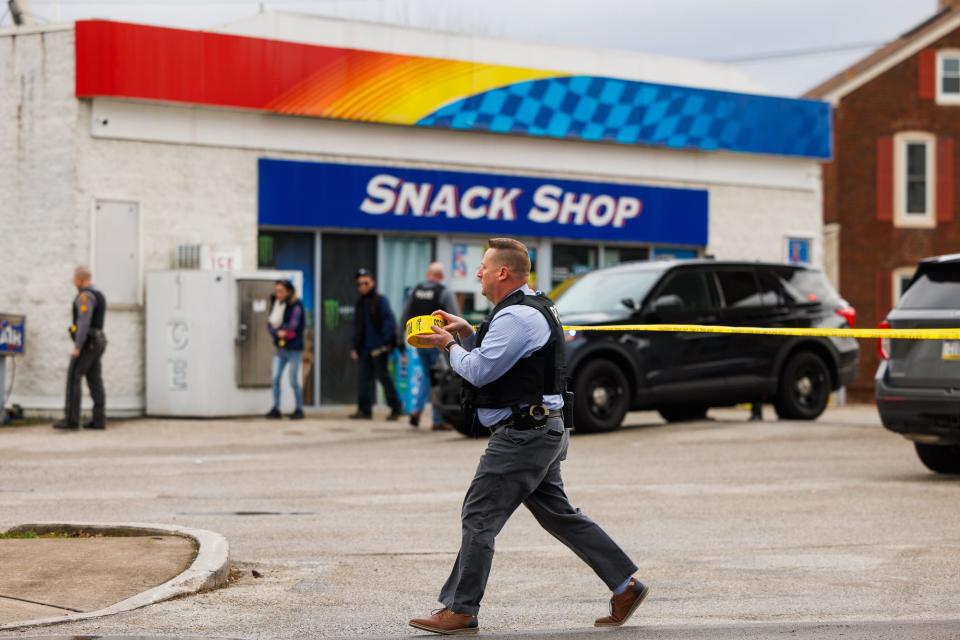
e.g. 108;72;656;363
876;254;960;474
434;260;859;435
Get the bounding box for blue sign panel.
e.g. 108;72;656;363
258;159;708;246
0;315;25;355
418;77;832;160
786;237;811;265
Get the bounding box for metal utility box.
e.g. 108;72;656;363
236;279;276;387
146;270;302;417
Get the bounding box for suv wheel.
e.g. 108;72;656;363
658;405;708;423
774;351;830;420
573;359;630;432
915;442;960;474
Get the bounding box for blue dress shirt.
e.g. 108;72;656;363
449;285;564;427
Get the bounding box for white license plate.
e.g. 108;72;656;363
943;341;960;361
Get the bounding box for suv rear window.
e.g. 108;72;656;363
898;264;960;309
776;268;841;306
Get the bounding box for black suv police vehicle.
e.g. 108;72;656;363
433;260;859;434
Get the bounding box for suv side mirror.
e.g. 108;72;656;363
651;294;685;315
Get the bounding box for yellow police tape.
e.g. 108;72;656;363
560;324;960;340
406;314;447;347
412;313;960;342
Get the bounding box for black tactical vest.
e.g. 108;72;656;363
408;282;446;318
73;287;107;330
467;289;566;409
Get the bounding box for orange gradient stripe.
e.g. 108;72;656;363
267;52;564;124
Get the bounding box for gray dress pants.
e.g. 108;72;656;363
439;416;638;616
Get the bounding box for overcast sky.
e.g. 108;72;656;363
8;0;944;96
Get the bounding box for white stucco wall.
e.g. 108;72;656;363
1;25;826;415
0;27;86;415
708;183;823;265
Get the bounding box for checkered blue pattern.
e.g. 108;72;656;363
417;76;831;159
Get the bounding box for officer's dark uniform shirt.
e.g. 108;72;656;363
72;287;106;350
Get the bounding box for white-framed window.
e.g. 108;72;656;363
892;267;916;304
936;50;960;104
893;131;936;228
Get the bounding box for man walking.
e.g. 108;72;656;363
410;238;647;634
400;261;460;431
54;266;107;430
350;268;404;421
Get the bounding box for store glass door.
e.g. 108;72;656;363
320;234;377;405
381;236;434;413
381;236;434;320
258;231;316;405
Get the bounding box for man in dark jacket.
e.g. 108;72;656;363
54;266;108;430
350;269;403;421
265;279;306;420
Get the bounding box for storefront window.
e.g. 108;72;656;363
552;244;599;288
448;238;538;323
449;241;489;324
603;246;650;267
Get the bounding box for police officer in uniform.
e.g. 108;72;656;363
409;238;648;635
400;261;460;430
54;266;107;430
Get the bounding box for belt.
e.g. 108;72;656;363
491;410;563;432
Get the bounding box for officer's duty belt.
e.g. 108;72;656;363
491;410;563;432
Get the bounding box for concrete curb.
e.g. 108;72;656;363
0;521;230;631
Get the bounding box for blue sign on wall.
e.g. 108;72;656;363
786;237;811;265
258;159;708;246
0;315;25;355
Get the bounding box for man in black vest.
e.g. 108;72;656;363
54;266;108;430
409;238;647;635
400;261;460;430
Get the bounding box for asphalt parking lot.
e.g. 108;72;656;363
1;405;959;639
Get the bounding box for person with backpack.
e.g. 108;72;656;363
350;268;403;421
400;261;460;430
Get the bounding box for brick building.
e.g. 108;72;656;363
806;0;960;398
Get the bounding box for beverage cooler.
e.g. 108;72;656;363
146;270;302;417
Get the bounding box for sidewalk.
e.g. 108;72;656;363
0;533;196;627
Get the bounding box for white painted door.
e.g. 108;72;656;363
93;200;141;305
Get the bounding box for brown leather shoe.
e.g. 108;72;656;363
431;422;454;431
594;578;649;627
409;608;478;635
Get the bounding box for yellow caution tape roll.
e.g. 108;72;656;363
406;315;446;347
561;324;960;340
